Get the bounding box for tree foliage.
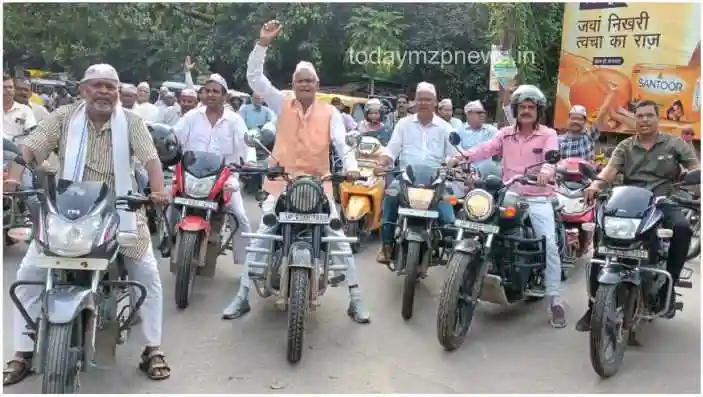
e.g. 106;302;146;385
3;3;564;111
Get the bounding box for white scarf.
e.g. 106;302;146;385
64;103;138;247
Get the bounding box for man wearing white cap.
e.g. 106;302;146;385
3;64;172;384
158;91;181;126
437;98;465;136
133;81;160;123
460;100;501;178
559;104;600;162
178;88;198;116
222;19;371;323
120;83;138;109
171;72;253;284
374;82;456;268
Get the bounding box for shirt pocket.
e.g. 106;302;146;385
425;133;444;155
213;133;234;157
651;153;679;179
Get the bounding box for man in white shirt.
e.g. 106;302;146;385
13;78;50;124
119;83;138;110
133;82;160;123
159;91;180;126
3;75;37;141
172;74;252;269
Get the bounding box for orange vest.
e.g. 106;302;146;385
264;99;334;196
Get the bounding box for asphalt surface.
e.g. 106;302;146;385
3;194;701;394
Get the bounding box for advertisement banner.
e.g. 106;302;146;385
555;3;701;140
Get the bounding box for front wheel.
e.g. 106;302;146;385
343;220;361;253
590;283;629;378
42;322;82;394
174;231;200;309
401;242;422;320
437;252;484;351
287;268;311;363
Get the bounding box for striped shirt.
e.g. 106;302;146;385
23;103;160;259
558;126;600;162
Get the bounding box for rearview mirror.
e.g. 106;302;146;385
579;162;599;181
545;150;561;165
682;169;701;186
449;131;461;146
345;131;361;147
244;129;261;148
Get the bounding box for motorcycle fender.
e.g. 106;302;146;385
454;239;481;255
288;243;313;269
403;228;429;243
45;287;95;325
598;264;641;286
344;195;371;221
177;216;211;233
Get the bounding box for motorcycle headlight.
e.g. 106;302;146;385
603;216;641;240
185;174;217;198
463;189;494;221
46;213;102;257
406;187;434;210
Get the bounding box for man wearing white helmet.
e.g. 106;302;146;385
222;19;371;323
171;73;252;278
133;82;160;123
450;85;567;328
374;82;457;267
3;64;172;384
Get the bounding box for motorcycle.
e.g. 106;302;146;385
385;162;459;321
236;130;363;363
555;157;596;268
338;133;386;253
436;132;566;350
5;152;152;394
164;150;240;309
580;165;699;378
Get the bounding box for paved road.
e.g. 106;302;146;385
3;195;701;394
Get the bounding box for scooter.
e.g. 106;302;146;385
338;133;385;253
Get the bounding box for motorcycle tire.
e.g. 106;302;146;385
174;231;200;309
401;242;421;320
437;251;484;351
589;283;628;378
42;322;82;394
343;220;360;253
686;215;700;261
287;267;310;364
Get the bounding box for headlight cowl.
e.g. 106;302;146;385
603;216;641;240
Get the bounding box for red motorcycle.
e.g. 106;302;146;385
167;150;240;309
555;157;596;267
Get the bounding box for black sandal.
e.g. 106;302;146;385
138;349;171;381
3;356;33;386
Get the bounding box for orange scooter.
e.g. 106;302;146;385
339;135;386;253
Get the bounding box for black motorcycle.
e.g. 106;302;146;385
436;133;565;350
5;153;152;394
385;163;458;320
580;165;700;378
3;132;38;245
241;126;276;195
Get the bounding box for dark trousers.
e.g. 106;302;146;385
588;206;693;303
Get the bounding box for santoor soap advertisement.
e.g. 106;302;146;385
555;3;701;140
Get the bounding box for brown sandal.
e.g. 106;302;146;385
138;349;171;381
3;356;33;386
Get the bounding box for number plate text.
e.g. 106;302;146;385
173;197;218;211
398;208;439;218
454;219;499;233
278;212;330;224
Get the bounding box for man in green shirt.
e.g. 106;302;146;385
577;100;700;331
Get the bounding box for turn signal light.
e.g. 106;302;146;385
502;207;517;218
446;196;457;206
657;228;674;239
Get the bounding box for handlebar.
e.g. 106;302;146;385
231;163;368;182
115;193;156;212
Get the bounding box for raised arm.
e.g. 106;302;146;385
184;56;195;89
246;45;285;115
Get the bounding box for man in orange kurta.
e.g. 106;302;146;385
221;20;370;324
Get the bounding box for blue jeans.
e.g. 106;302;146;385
381;179;455;244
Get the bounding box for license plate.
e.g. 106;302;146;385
279;212;329;224
36;255;110;271
597;246;648;259
454;219;499;233
173;197;218;211
398;208;438;218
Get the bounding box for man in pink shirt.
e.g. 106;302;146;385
450;85;567;328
